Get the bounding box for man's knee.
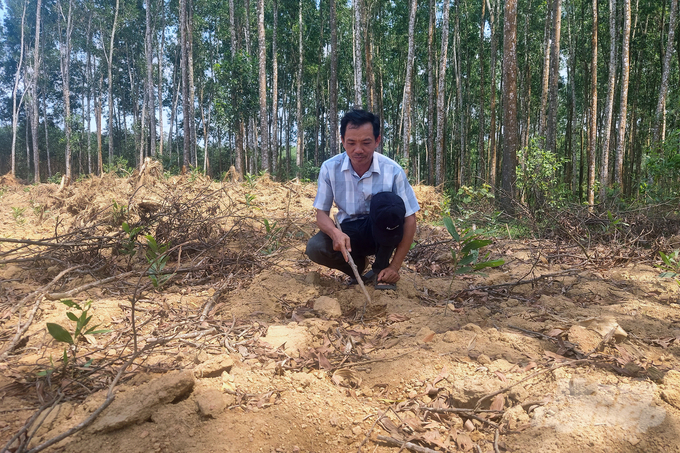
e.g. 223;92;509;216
305;232;327;263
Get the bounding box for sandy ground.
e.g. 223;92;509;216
1;171;680;453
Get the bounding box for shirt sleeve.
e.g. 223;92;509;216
313;164;334;212
394;169;420;217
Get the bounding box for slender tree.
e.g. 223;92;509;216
145;0;157;158
258;0;269;171
329;0;338;154
587;0;597;210
10;0;27;177
501;0;518;214
105;0;120;169
296;0;303;175
546;0;562;154
57;0;75;183
28;0;42;182
401;0;417;167
653;0;678;144
614;0;632;189
353;0;363;107
435;0;451;185
600;0;617;201
272;0;279;174
426;0;435;184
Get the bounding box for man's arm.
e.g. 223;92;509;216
316;209;352;261
378;214;416;284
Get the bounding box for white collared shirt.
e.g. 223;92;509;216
313;152;420;224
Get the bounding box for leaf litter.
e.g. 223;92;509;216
0;172;680;452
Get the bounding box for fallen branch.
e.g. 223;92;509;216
376;436;439;453
0;294;45;360
45;271;137;300
474;359;590;411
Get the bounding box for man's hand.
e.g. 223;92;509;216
377;266;400;284
332;230;352;262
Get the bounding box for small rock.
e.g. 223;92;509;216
662;370;680;410
442;331;457;343
567;325;602;353
193;355;234;378
416;326;436;344
476;354;491;365
462;323;483;333
90;371;195;433
313;296;342;318
305;272;321;285
196;389;227;418
502;405;530;431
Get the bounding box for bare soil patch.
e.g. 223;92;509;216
1;170;680;453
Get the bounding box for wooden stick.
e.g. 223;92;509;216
376;436;439;453
333;216;371;319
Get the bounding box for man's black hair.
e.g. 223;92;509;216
340;109;381;139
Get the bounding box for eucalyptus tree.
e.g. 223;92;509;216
7;0;27;177
653;0;678;143
400;0;416;168
501;0;518;213
28;0;42;182
600;0;617;201
435;0;450;186
615;0;632;189
144;0;156;158
56;0;75;182
257;0;269;172
295;0;302;175
329;0;338;155
545;0;561;155
587;0;597;210
352;0;362;107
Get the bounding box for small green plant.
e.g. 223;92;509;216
262;218;283;254
145;235;171;288
657;250;680;280
245;193;256;207
47;172;64;184
443;216;504;274
244;173;258;188
120;221;143;257
112;200;128;225
11;206;26;224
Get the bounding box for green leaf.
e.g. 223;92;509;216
455;266;474;274
459;254;476;266
66;312;79;322
443;217;459;241
47;323;74;344
660;251;672;267
85;328;112;335
461;239;492;255
659;272;679;278
59;299;80;309
473;259;505;270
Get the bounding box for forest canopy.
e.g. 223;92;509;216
0;0;678;208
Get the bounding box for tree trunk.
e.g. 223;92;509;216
401;0;417;168
587;0;597;211
614;0;631;189
158;0;165;157
353;0;363;107
180;0;191;169
501;0;519;214
600;0;617;201
426;0;435;185
653;0;678;144
538;3;551;141
329;0;338;154
229;0;244;177
106;0;120;169
296;0;304;176
435;0;451;185
488;0;498;191
258;0;269;172
477;0;486;183
546;0;562;154
145;0;157;158
30;0;42;182
10;0;27;177
454;5;464;187
364;1;376;113
272;0;279;174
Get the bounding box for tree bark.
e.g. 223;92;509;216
329;0;338;154
653;0;678;144
600;0;617;201
501;0;519;214
258;0;269;171
106;0;120;170
426;0;435;185
614;0;631;189
487;0;499;191
296;0;303;176
272;0;279;174
158;0;165;157
546;0;562;154
401;0;417;168
435;0;451;185
353;0;363;107
10;0;27;177
477;0;486;183
145;0;157;158
538;2;551;141
30;0;42;182
587;0;597;211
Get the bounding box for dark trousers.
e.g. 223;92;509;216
305;217;396;278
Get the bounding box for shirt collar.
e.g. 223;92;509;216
341;152;381;178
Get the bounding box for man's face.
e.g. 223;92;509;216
341;122;381;171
